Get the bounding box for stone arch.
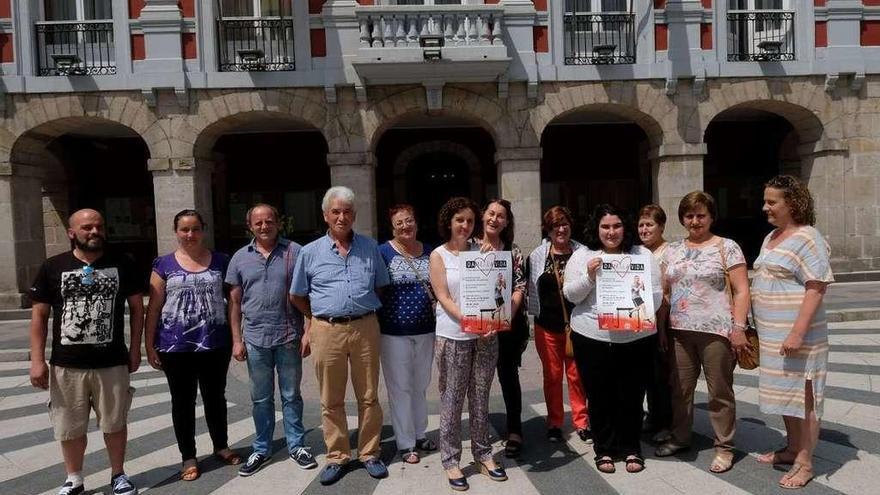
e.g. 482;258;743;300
3;93;164;161
701;99;828;146
531;82;672;150
364;85;518;152
391;139;484;204
191;109;326;160
186;89;330;159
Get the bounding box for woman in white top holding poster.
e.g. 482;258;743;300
563;204;662;474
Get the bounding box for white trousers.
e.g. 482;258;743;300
380;333;435;450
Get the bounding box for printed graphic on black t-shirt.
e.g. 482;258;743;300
60;267;119;345
30;251;140;369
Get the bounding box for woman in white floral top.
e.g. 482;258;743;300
654;191;752;474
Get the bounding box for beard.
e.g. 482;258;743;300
73;235;105;253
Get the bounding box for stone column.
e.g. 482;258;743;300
0;163;46;308
327;152;377;238
496;147;542;255
650;143;706;240
150;157;215;254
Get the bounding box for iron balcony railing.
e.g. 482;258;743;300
217;17;295;71
563;9;635;65
727;10;795;62
35;20;116;76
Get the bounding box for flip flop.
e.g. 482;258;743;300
756;448;796;465
709;452;734;474
779;463;814;489
595;456;616;474
625;455;645;473
401;449;420;464
214;449;242;465
181;465;200;481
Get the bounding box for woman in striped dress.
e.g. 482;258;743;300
751;175;834;489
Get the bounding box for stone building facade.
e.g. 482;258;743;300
0;0;879;307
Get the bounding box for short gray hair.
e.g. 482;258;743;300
321;186;356;212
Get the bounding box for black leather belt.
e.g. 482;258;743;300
314;312;374;324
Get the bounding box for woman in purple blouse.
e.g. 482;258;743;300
145;209;239;481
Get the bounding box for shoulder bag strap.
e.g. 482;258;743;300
398;244;437;306
550;253;570;327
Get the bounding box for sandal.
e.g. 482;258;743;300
779;463;813;489
595;456;616;474
709;452;734;474
504;438;523;458
415;438;437;451
756;448;796;465
181;463;200;481
655;442;690;457
625;455;645;473
401;449;420;464
214;448;242;465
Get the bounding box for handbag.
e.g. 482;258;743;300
718;239;759;370
550;253;574;358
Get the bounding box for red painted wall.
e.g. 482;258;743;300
358;0;374;5
309;0;325;14
182;33;197;59
700;23;712;49
655;24;668;51
0;0;12;18
533;0;547;11
701;0;712;7
129;0;145;18
533;26;548;53
131;34;146;60
862;21;880;46
814;0;825;6
654;0;666;8
179;0;195;18
861;0;880;6
815;21;827;47
311;29;327;57
0;33;13;63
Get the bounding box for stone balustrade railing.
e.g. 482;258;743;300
355;6;505;49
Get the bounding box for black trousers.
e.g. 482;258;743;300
572;333;654;459
160;348;232;461
645;340;673;431
496;331;523;437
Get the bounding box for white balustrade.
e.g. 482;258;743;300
355;6;506;49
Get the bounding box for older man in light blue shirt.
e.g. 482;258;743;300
290;186;390;486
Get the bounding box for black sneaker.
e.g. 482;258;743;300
57;482;84;495
110;473;137;495
290;447;318;470
547;427;564;443
238;453;270;477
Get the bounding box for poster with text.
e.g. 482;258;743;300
459;250;513;334
597;254;656;331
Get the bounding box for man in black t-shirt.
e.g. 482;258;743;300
29;209;144;495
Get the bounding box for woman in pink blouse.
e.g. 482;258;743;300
654;191;752;474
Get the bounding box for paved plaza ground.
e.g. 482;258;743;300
0;284;877;494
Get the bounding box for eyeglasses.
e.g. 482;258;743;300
82;265;95;285
552;223;571;230
393;218;416;228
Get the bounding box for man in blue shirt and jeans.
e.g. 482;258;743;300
291;186;391;485
227;204;317;476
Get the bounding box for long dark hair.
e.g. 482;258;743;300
583;203;636;252
483;198;515;250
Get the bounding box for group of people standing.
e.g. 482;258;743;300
29;175;832;495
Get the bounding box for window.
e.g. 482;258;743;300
387;1;463;5
44;0;112;21
727;0;794;61
218;0;292;18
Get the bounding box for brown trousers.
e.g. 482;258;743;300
310;314;383;463
668;329;736;452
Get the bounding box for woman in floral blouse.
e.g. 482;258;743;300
655;191;752;474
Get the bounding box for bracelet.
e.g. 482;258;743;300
732;321;747;330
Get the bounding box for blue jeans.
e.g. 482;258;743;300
246;341;305;455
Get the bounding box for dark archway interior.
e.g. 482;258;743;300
375;126;497;246
50;133;154;287
212;129;330;253
704;108;796;263
541;115;652;241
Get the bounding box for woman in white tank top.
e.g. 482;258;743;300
429;197;508;491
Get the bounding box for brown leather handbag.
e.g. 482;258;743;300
719;240;759;370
